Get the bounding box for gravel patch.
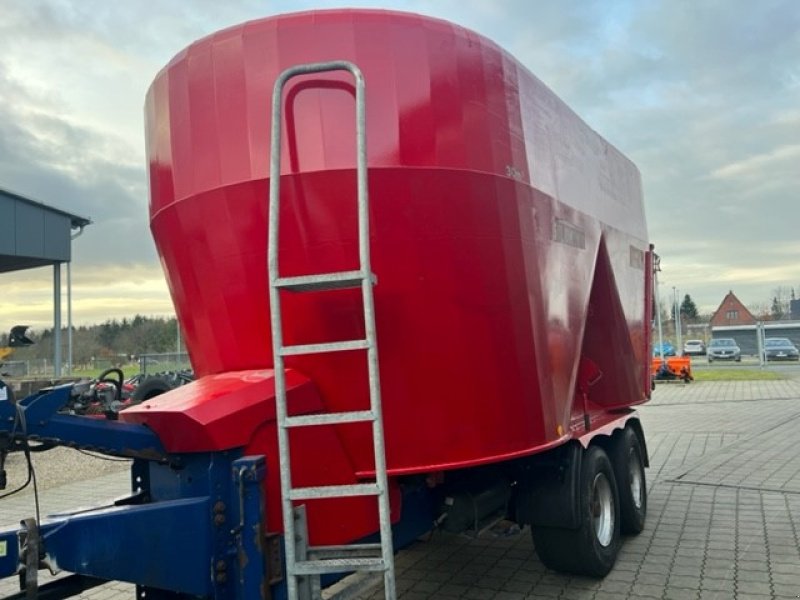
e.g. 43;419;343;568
3;445;130;494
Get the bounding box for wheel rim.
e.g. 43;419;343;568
629;448;643;510
591;473;614;547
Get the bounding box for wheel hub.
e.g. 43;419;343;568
591;472;614;547
629;448;643;510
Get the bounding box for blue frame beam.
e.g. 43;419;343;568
1;498;213;596
1;385;166;459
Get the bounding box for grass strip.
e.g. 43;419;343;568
692;368;783;381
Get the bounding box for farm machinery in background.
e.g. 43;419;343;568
63;368;194;417
1;326;193;417
0;326;35;366
650;258;694;384
2;9;655;600
0;326;34;411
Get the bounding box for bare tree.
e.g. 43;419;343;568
749;302;771;321
772;286;793;320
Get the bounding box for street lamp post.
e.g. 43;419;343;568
673;287;683;356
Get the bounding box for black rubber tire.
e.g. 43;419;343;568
131;375;175;403
610;427;647;535
531;446;621;577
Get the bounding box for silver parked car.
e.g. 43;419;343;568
708;338;741;362
683;339;706;356
764;338;800;362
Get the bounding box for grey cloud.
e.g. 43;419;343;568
0;69;153;267
483;1;800;309
0;0;798;314
0;1;277;275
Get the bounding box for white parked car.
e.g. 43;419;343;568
683;339;706;356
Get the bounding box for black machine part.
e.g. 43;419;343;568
131;374;180;403
19;518;40;599
8;326;34;348
433;442;585;535
514;442;583;530
438;478;512;534
0;446;6;490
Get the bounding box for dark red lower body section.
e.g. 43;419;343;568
151;168;648;475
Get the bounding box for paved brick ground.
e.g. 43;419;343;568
2;378;800;599
358;379;800;600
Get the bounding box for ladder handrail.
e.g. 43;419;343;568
267;61;395;600
268;61;370;282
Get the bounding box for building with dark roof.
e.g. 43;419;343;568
1;187;91;377
709;290;756;328
791;298;800;320
709;290;800;356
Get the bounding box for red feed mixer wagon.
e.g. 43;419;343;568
132;7;653;595
0;9;652;600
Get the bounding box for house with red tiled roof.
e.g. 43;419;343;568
709;290;756;327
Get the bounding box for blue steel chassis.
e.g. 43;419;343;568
0;385;280;599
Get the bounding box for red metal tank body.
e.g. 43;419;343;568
142;9;649;476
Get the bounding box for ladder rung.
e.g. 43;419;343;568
308;543;382;559
274;270;375;292
279;339;369;356
285;410;375;427
289;483;380;500
293;557;386;576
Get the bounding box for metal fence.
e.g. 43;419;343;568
1;358;122;378
712;321;800;358
138;352;192;376
2;353;192;379
0;360;30;377
0;358;58;377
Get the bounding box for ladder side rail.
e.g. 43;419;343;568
363;283;396;596
354;67;396;594
267;59;298;600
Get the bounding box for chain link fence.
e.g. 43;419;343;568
2;353;192;378
711;321;800;363
0;360;30;377
0;358;58;377
138;352;191;376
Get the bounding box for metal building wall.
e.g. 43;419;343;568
0;190;75;272
1;188;90;377
712;323;800;356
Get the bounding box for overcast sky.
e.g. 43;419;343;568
1;0;798;328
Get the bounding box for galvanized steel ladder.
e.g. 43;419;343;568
267;61;396;600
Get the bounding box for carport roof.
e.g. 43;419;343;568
0;187;91;273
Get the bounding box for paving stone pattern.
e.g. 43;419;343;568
668;414;800;494
1;379;800;599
